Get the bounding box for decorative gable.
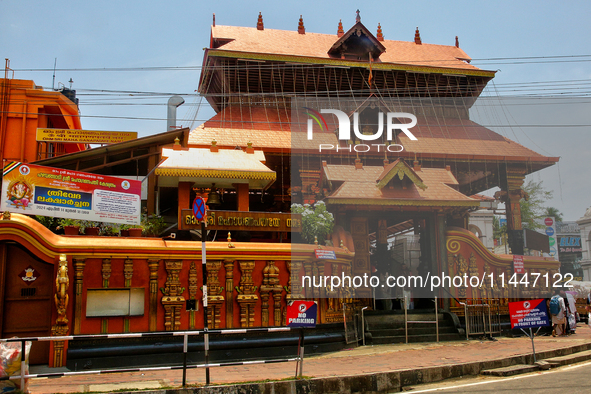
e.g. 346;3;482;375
328;21;386;60
376;159;427;191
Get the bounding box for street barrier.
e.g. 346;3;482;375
463;301;501;338
0;327;304;389
404;296;439;344
343;303;358;344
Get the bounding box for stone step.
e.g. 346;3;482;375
481;349;591;377
370;333;462;344
544;349;591;366
370;326;458;337
481;364;539;377
367;321;455;331
365;313;445;326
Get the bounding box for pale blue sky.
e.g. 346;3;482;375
1;0;590;219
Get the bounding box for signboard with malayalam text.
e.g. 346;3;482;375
513;255;525;274
181;209;301;232
508;299;550;329
315;249;336;260
1;162;141;225
286;300;317;328
36;128;138;144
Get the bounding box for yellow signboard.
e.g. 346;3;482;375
36;128;138;144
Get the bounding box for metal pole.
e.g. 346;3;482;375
404;295;408;344
482;304;487;337
201;220;210;385
530;327;536;363
298;329;305;378
435;296;439;343
488;305;492;339
462;303;468;340
295;332;301;377
361;307;368;346
20;340;25;390
182;333;188;387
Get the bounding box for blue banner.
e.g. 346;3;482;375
509;299;550;329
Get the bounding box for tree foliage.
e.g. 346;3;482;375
544;207;564;223
520;179;553;230
291;201;334;244
493;215;507;240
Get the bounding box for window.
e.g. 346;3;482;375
86;288;145;317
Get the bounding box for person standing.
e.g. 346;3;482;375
549;290;566;337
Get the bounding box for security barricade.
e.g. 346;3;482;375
342;302;359;344
404;296;439;343
0;327;305;390
463;300;502;339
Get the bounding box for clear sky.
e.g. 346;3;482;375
2;0;590;220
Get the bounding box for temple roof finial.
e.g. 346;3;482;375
257;12;264;30
337;19;344;37
298;15;305;34
377;23;384;41
414;27;422;45
355;9;361;23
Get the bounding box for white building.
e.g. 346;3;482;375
468;195;498;251
577;207;591;280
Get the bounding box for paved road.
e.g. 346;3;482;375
405;360;591;393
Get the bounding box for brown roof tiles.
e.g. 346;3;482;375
210;25;481;72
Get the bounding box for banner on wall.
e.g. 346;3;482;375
1;161;141;225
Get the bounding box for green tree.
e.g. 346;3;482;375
493;215;507;240
519;179;553;230
544;207;564;223
291;201;334;244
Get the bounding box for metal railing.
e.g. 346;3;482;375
0;327;306;390
404;296;439;344
343;303;358;344
463;301;501;339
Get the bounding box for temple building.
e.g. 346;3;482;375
0;73;86;164
0;12;561;367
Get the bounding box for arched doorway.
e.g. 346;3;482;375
0;242;54;364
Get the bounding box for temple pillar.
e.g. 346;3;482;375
177;181;193;226
350;216;371;298
123;259;133;332
236;261;258;328
435;213;450;311
188;262;198;329
101;258;111;333
224;260;234;328
73;258;85;335
148;259;160;331
161;261;185;331
375;219;389;274
497;166;527;255
206;261;224;329
234;183;250;211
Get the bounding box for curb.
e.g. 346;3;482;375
59;341;591;394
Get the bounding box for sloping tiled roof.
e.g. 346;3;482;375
188;106;556;162
155;147;275;189
210;25;483;73
323;161;477;207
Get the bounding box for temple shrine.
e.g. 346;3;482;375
0;12;560;367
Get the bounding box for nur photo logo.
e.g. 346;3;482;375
304;107;418;153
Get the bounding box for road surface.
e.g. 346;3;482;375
403;360;591;393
